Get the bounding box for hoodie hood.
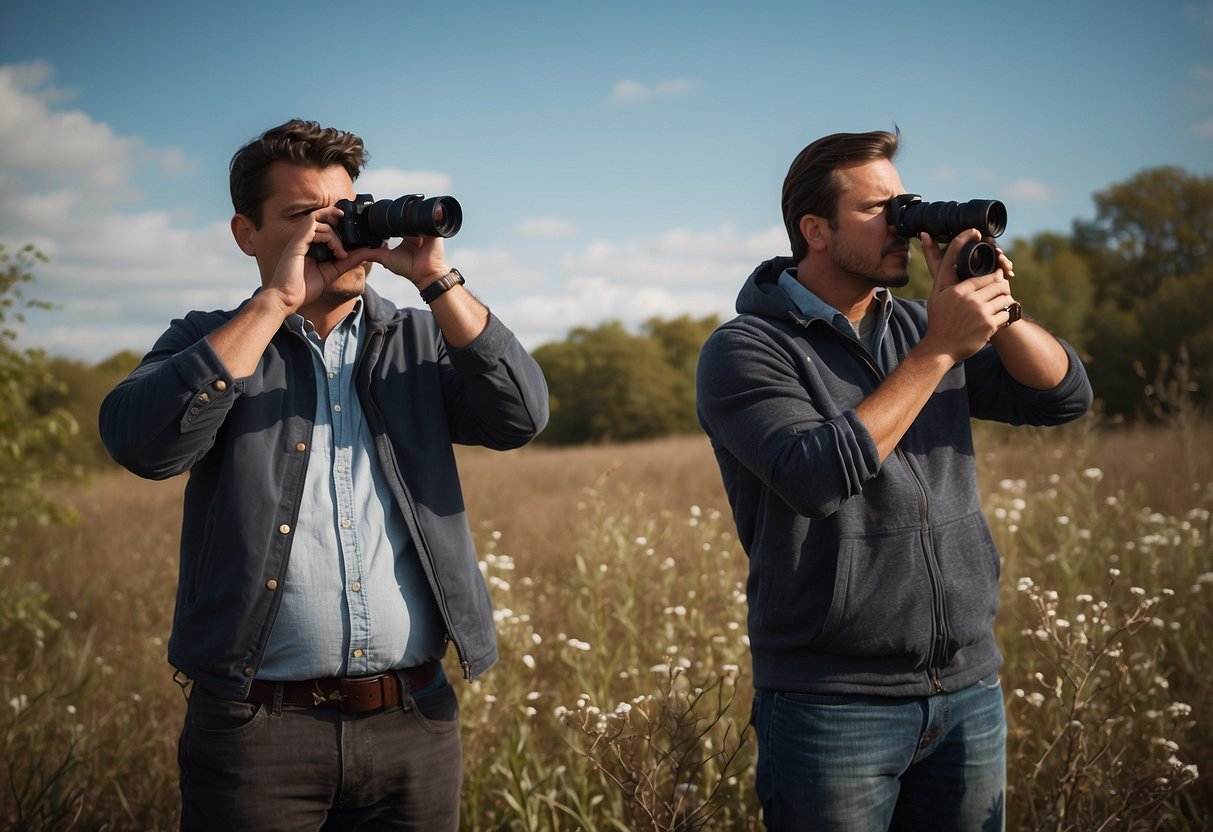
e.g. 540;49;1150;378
736;255;800;319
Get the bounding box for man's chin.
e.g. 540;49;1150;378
325;264;371;301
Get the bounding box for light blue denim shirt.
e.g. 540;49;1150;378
778;268;893;373
258;301;445;680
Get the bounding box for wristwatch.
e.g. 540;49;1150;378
419;268;464;304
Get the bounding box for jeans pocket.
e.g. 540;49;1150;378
186;686;266;738
408;682;460;734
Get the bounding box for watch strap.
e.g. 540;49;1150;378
419;268;464;304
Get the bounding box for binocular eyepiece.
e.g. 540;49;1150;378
886;194;1006;278
308;193;462;262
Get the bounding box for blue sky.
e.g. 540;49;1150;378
3;1;1211;360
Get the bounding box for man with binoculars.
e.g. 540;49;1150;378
696;129;1093;831
100;119;549;830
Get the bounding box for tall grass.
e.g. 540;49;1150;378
3;419;1210;830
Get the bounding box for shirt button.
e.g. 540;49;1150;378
351;581;361;592
296;442;306;452
265;579;278;591
340;518;351;529
327;371;335;379
353;649;364;659
334;404;342;413
212;380;228;392
279;524;291;535
336;465;346;474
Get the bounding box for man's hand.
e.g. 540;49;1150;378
358;233;450;289
917;229;1019;363
262;206;368;316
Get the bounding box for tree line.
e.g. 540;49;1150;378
3;165;1210;467
535;165;1211;443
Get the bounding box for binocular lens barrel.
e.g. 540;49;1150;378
958;240;997;279
368;195;463;240
892;197;1007;240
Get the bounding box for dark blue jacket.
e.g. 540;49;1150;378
100;286;548;699
696;256;1092;696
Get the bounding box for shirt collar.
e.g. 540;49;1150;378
777;268;891;335
286;298;365;341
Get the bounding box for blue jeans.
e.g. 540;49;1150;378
179;672;461;831
752;674;1006;832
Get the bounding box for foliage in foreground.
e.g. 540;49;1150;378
3;417;1211;829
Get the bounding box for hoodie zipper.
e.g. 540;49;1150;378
800;313;950;693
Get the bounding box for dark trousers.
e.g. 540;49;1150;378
178;676;462;831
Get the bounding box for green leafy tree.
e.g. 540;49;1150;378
533;321;695;445
0;244;80;543
898;236;935;300
1071;167;1213;415
1002;232;1094;352
31;351;141;470
642;315;720;435
1073;166;1213;307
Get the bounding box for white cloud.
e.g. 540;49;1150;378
517;217;578;238
1004;178;1064;202
0;62;142;196
0;59;771;361
926;165;959;184
610;77;697;104
1;62;249;359
356;168;453;198
563;223;785;287
477;223;787;349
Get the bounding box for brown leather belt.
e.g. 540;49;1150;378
246;660;440;715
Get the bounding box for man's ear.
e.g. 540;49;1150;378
799;215;830;253
231;214;256;257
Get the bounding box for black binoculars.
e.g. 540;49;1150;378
886;194;1006;278
308;194;462;262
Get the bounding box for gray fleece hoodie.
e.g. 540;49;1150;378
696;256;1092;696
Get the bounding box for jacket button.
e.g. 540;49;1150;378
243;666;255;677
212;379;228;392
265;579;278;591
295;442;307;452
279;524;291;535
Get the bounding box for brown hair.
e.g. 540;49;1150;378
781;129;900;261
229;119;368;227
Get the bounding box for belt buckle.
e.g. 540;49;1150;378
312;682;344;707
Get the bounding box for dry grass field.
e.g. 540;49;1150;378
3;419;1211;830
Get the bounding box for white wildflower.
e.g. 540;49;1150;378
1167;702;1193;718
